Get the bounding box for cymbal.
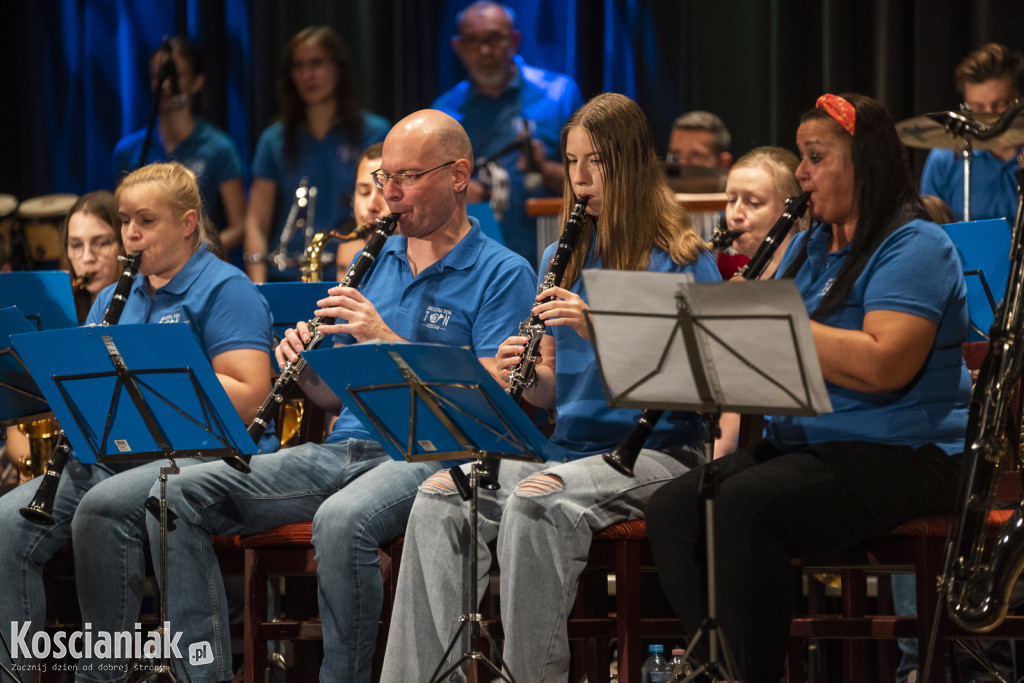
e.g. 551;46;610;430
897;111;1024;150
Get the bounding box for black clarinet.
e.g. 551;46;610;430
223;212;400;473
460;197;590;494
604;192;811;476
20;251;143;524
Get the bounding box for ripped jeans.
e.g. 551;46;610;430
380;449;697;683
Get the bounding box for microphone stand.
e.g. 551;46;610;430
137;43;177;170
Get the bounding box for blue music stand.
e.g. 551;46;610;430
302;340;557;682
257;281;340;371
302;341;557;464
942;218;1012;341
11;323;256;464
0;306;49;427
11;322;255;682
0;271;77;330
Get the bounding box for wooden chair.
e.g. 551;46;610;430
786;341;1024;682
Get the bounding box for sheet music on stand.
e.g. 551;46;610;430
0;271;77;330
11;323;257;463
0;306;50;427
583;270;831;416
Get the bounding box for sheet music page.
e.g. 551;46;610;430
583;271;831;416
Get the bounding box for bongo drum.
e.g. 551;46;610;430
17;193;77;267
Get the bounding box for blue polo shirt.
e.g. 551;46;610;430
112;119;244;231
920;147;1022;222
766;219;971;454
543;239;722;460
325;218;537;443
251;112;390;280
433;56;583;266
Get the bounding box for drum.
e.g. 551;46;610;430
0;193;18;267
17;193;78;267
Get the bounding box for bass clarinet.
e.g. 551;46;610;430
467;196;589;492
939;167;1024;633
224;212;400;473
604;192;810;476
20;251;143;524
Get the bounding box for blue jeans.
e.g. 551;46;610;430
380;448;697;683
892;574;918;683
144;439;438;683
0;458;209;682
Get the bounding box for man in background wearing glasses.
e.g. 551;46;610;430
434;1;582;267
144;110;536;683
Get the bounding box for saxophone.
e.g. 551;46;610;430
223;213;400;473
469;196;589;492
940;167;1024;632
20;251;143;524
604;192;810;476
300;224;373;282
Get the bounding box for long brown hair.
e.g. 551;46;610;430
277;26;363;167
558;93;705;288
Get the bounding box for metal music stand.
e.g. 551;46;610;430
0;271;78;330
12;323;257;682
941;218;1013;341
0;307;50;428
303;341;559;683
583;271;831;682
256;282;340;371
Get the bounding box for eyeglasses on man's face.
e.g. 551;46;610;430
371;161;456;191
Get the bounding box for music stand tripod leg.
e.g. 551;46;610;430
131;460;185;683
428;462;515;683
681;414;740;683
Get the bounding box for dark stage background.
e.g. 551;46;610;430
0;0;1021;201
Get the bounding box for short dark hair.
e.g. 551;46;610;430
671;110;731;154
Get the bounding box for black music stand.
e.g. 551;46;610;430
12;323;257;681
583;270;831;682
303;341;557;683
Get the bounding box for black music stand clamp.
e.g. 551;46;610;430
582;270;832;681
12;324;258;681
302;341;559;683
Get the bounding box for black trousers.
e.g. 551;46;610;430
646;439;961;682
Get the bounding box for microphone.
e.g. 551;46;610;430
518;131;543;191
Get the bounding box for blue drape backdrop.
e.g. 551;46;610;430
0;0;1021;201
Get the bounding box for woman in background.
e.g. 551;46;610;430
244;26;389;282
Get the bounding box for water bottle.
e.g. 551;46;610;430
641;643;673;682
670;647;694;680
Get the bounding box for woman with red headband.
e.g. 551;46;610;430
647;93;971;681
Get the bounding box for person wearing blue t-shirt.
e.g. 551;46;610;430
433;1;583;267
112;38;246;258
244;26;389;283
142;110;537;683
920;43;1024;222
0;163;274;681
382;93;720;682
647;94;970;683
